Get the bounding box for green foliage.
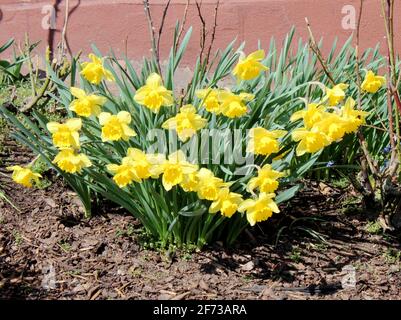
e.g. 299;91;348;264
0;28;390;248
383;248;401;264
289;246;302;263
13;230;23;246
0;39;38;86
365;220;382;234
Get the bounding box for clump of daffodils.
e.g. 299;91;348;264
8;48;379;232
290;96;369;156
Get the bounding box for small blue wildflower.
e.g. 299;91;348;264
326;160;335;168
383;145;391;154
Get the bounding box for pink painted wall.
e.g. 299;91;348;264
0;0;399;64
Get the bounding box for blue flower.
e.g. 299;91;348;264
326;161;335;168
383;145;391;154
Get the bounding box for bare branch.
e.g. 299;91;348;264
143;0;162;76
205;0;220;66
157;0;171;61
60;0;70;58
305;18;335;85
176;0;190;53
195;0;206;62
354;0;380;179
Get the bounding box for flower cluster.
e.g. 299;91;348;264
290;95;370;156
7;51;382;230
106;148;248;219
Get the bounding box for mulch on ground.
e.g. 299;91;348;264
1;144;401;300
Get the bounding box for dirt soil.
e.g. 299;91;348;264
1;141;401;300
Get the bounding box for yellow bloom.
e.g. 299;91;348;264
53;148;92;174
99;111;136;142
290;103;327;129
209;188;243;218
340;97;369;133
196;168;230;201
324;83;348;106
361;70;386;93
292;127;330;156
7;165;41;188
218;90;254;118
47;118;82;149
247;127;287;156
196;88;222;114
134;73;174;113
80;53;114;85
162;104;207;142
69;87;107;117
154;150;198;191
233;50;269;81
125;148;165;180
107;159;139;188
314;114;347;142
238;193;280;226
180;172;199;192
247;164;284;193
107;149;165;188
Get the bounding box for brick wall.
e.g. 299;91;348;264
0;0;399;64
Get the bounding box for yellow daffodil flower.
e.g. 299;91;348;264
218;90;254;118
361;70;386;93
314;114;347;142
125;148;166;180
53;148;92;174
180;172;199;192
233;50;269;81
107;159;140;188
324;83;348;106
209;188;243;218
99;111;136;142
69;87;107;117
7;165;41;188
162;104;208;142
290;103;327;129
292;127;330;156
238;193;280;226
153;150;198;191
247;127;287;156
196;88;222;114
80;53;114;85
340;97;369;133
47;118;82;149
134;73;174;113
196;168;230;201
247;164;284;193
107;148;165;188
